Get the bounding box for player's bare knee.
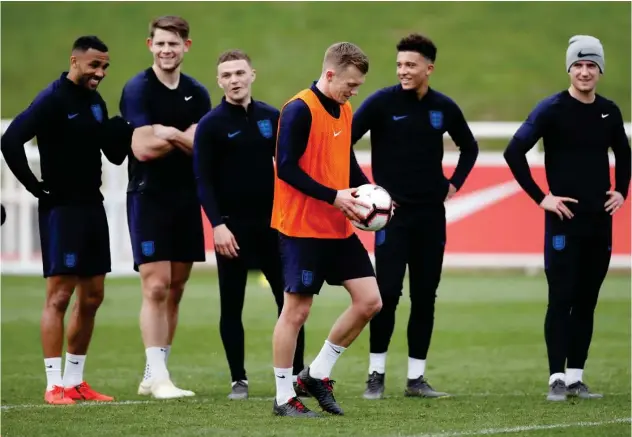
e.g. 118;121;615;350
353;290;382;320
281;296;312;327
75;276;105;314
45;278;75;313
46;290;74;313
364;294;383;319
142;279;170;303
293;305;312;327
139;262;171;303
169;262;192;304
77;290;104;315
168;281;186;305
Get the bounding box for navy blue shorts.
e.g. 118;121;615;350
127;192;205;270
279;233;375;295
38;203;111;278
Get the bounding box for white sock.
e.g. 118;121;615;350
549;372;566;386
369;353;386;374
292;374;298;383
143;361;152;381
164;345;171;364
309;340;346;379
566;368;583;385
274;367;295;405
44;357;63;391
144;346;171;381
146;347;169;381
407;358;426;380
63;353;86;387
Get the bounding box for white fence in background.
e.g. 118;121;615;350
1;119;630;276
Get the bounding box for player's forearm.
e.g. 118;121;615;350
197;180;224;227
351;92;380;146
277;163;338;204
193;130;223;225
170;125;197;154
350;150;370;187
504;138;546;204
450;141;479;190
612;126;631;199
131;131;174;162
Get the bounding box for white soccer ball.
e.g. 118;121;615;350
350;184;394;232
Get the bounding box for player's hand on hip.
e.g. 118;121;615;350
334;188;370;222
539;193;578;220
604;191;624;215
34;181;53;205
445;183;457;201
213;224;240;258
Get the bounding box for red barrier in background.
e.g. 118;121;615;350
202;163;630;264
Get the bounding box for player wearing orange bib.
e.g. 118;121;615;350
271;42;383;417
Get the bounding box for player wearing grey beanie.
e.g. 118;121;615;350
505;34;631;404
566;35;604;74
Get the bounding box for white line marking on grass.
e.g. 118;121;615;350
405;418;631;437
2;392;630;411
0;397;276;411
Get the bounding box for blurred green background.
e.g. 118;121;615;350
1;1;630;150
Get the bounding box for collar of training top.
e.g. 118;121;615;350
59;71;95;95
146;67;182;91
310;81;341;113
221;96;258;115
398;84;434;102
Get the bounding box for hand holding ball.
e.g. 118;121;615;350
350;184;394;231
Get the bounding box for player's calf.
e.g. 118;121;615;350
42;278;75;400
137;264;177;392
272;297;311;410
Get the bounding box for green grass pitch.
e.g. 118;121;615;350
1;270;629;436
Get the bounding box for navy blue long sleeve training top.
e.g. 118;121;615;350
119;67;211;197
193;97;279;227
352;85;479;205
504;90;631;214
276;82;370;205
1;72;132;205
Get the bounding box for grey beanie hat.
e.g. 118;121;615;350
566;35;605;74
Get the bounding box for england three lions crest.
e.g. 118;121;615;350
429;110;443;130
257;119;273;139
91;104;104;123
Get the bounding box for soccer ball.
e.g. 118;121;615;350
350;184;394;232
